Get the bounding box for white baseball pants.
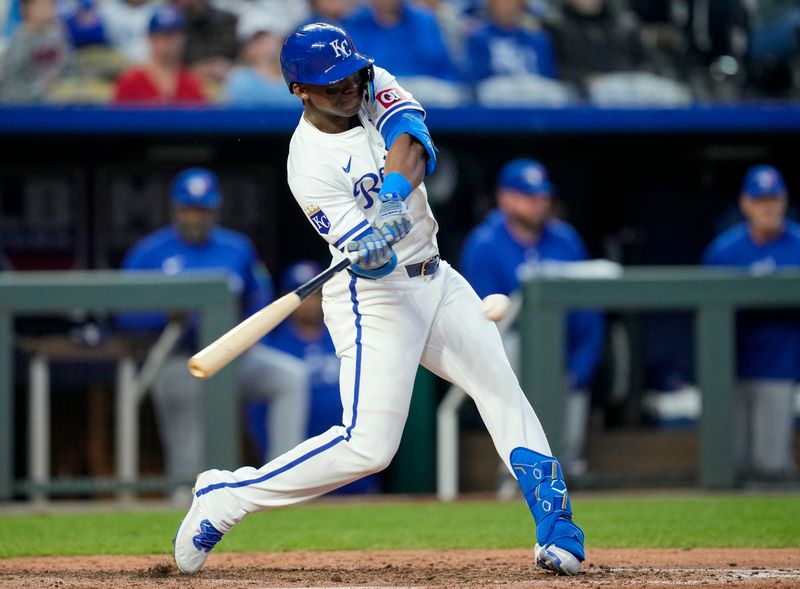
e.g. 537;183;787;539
197;261;552;532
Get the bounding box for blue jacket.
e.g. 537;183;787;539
702;220;800;380
460;210;604;389
343;2;458;81
465;22;558;83
117;225;271;336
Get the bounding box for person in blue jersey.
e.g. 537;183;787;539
343;0;458;82
117;167;308;498
248;260;381;494
461;158;604;476
702;164;800;481
465;0;558;84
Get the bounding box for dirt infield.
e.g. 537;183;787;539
1;548;798;588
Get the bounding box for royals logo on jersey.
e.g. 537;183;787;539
306;204;331;235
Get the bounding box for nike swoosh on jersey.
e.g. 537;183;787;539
342;156;352;173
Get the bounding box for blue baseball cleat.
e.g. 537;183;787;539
511;447;585;575
173;472;224;574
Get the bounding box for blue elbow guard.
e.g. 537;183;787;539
381;111;438;176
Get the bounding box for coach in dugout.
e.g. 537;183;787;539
460;158;604;477
116;167;308;501
702;164;800;482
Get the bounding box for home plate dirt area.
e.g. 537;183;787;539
0;548;798;588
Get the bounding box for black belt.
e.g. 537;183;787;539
405;255;440;278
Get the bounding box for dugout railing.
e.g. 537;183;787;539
437;267;800;499
0;272;238;501
521;267;800;489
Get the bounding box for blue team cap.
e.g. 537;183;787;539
497;159;552;196
741;164;786;199
281;260;322;292
171;168;221;208
148;4;185;35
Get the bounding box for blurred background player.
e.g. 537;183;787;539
460;158;604;477
702;164;800;482
117;167;308;499
247;260;381;494
113;4;206;104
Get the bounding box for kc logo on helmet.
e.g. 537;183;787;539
377;88;403;107
329;39;351;59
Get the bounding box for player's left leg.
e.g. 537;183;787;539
420;262;584;575
238;344;309;460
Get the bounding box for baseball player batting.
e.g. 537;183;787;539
173;23;585;577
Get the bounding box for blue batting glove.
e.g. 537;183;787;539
374;192;412;243
346;232;394;269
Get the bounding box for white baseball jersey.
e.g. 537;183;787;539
287;66;439;269
193;66;557;541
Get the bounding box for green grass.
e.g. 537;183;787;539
0;495;798;558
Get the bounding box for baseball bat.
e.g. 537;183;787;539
188;253;357;379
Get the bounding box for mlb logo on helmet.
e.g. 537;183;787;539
171;168;221;208
742;164;786;199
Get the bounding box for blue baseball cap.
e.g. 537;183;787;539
741;164;786;199
148;4;185;35
171;168;221;208
281;260;322;292
497;159;552;196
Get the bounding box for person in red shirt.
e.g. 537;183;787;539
113;4;206;103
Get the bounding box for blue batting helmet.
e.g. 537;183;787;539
171;168;221;208
280;23;374;91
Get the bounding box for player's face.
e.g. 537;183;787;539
498;190;552;231
740;194;787;238
173;205;217;244
295;70;366;119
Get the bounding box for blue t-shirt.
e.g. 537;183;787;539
460;210;604;389
224;67;300;107
702;220;800;380
343;2;458;81
258;319;380;494
465;22;558;83
117;225;271;337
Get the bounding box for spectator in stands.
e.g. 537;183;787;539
113;4;207;104
247;260;381;494
702;164;800;481
223;11;298;106
745;2;800;97
211;0;307;35
172;0;238;99
464;0;568;106
98;0;156;64
549;0;691;105
62;0;107;49
343;0;464;106
460;159;604;476
305;0;355;26
414;0;473;68
0;0;71;103
117;167;309;499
